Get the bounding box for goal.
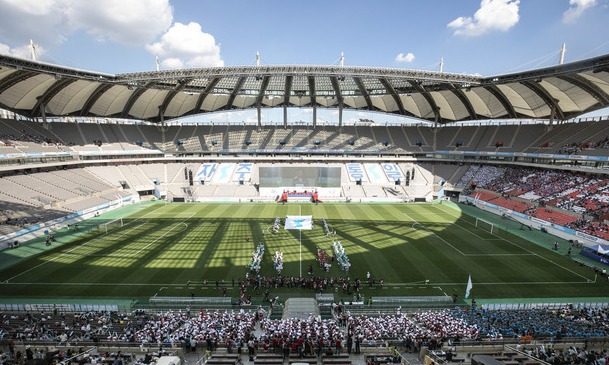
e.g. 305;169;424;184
99;218;123;234
475;218;496;234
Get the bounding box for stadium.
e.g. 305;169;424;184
2;7;609;365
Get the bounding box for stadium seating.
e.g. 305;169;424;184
4;117;609;241
2;118;609;157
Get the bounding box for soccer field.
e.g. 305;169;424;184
1;202;607;302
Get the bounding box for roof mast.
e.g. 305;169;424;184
29;39;37;61
559;43;566;65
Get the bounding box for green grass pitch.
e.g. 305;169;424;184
1;202;607;302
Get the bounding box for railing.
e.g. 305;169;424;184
479;301;609;310
503;344;552;365
371;296;453;305
148;296;233;306
0;303;119;312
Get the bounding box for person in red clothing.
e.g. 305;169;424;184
335;338;342;355
272;336;278;354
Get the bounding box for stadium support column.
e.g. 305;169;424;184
434;107;441;128
330;76;343;128
38;99;48;126
257;105;262;128
432;108;440;198
283;104;288;129
158;105;166;128
284;75;292;129
308;76;317;128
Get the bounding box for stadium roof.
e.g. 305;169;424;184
1;53;609;124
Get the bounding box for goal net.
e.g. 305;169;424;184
475;218;496;234
99;218;123;235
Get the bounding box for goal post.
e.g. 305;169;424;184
475;218;496;234
99;218;123;235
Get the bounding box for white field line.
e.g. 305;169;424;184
415;209;490;241
102;222;149;241
465;253;535;256
432;205;594;282
1;282;175;286
129;219;193;257
404;212;467;255
4;203;177;283
97;219;192;259
3;278;593;287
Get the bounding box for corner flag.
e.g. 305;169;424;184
285;215;313;230
465;274;473;298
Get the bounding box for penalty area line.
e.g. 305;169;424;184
4;203;170;283
432;204;595;282
2;282;181;286
129;212;196;257
404;213;467;256
433;286;449;296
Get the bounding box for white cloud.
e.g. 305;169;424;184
161;58;184;69
0;41;45;60
0;0;67;45
65;0;173;45
147;22;224;69
395;52;415;63
563;0;597;23
0;0;173;48
1;0;57;16
448;0;520;37
0;43;11;56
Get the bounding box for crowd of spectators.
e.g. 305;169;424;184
3;306;609;351
449;306;609;338
556;136;609;155
347;314;422;342
4;310;118;343
1;214;41;229
133;308;260;350
0;130;62;147
477;167;581;201
258;315;343;356
238;274;364;296
456;165;504;189
468;166;609;239
519;345;608;365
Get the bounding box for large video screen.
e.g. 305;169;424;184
259;166;341;187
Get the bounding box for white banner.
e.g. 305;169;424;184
285;215;313;230
213;163;236;184
232;163;253;182
364;163;387;184
346;163;368;182
382;163;404;181
196;163;217;182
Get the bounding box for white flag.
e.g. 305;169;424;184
285;215;313;230
465;274;473;299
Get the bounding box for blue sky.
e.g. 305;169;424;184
0;0;608;123
1;0;607;76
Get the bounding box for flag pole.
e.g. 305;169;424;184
299;204;302;277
